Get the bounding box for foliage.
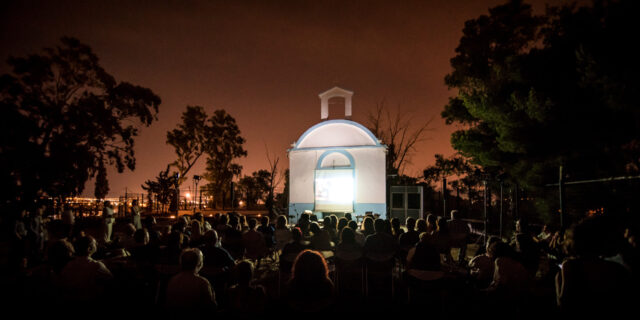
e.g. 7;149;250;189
141;165;176;213
442;0;640;189
165;106;246;209
94;164;109;200
166;106;209;185
237;170;271;209
0;37;160;204
423;154;471;186
274;168;290;211
264;147;283;216
202;110;247;209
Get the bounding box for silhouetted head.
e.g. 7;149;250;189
426;214;437;229
491;241;515;260
291;227;303;242
310;222;321;234
450;210;460;220
362;217;374;234
239;215;248;227
337;217;348;231
384;219;392;234
572;215;620;258
486;236;501;254
234;260;254;286
291;249;330;283
75;235;97;257
340;227;356;245
229;215;239;228
143;216;156;229
345;212;352;221
124;223;136;237
406;217;416;231
299;219;310;235
437;217;449;233
276;215;288;229
347;220;358;231
248;218;258;230
419;232;432;242
329;215;338;228
416;219;427;233
168;231;184;248
391;218;401;231
220;214;229;225
261;216;269;226
203;230;219;246
180;248;204;273
134;228;149;245
515;218;529;234
49;239;75;273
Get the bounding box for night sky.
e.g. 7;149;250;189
0;0;569;197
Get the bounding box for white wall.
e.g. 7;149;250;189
352;148;386;204
289;147;386;205
289;150;318;204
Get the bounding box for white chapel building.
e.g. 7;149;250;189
288;87;387;221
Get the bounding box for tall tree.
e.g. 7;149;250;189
237;170;271;209
0;37;160;204
368;101;432;176
442;0;640;189
166;106;208;185
141;165;176;213
275;168;290;211
264;146;283;216
203;109;247;209
94;164;109;200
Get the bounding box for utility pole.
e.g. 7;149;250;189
499;180;503;239
442;177;447;217
193;175;201;213
483;180;488;246
124;187;128;218
513;182;519;221
559;166;565;231
174;173;180;215
230;181;235;212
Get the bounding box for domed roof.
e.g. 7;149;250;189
293;120;382;150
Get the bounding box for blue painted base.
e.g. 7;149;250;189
288;202;386;223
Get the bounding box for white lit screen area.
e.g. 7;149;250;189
314;169;354;212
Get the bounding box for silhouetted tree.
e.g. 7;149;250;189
443;0;640;189
202;110;247;209
94;164;109;200
238;170;271;209
265;146;283;216
275;168;290;211
423;154;470;187
166;106;209;185
142;165;176;213
0;37;160;205
367;101;432;176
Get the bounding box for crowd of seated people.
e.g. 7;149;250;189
4;205;639;317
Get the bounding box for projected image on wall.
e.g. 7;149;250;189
315;169;354;212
